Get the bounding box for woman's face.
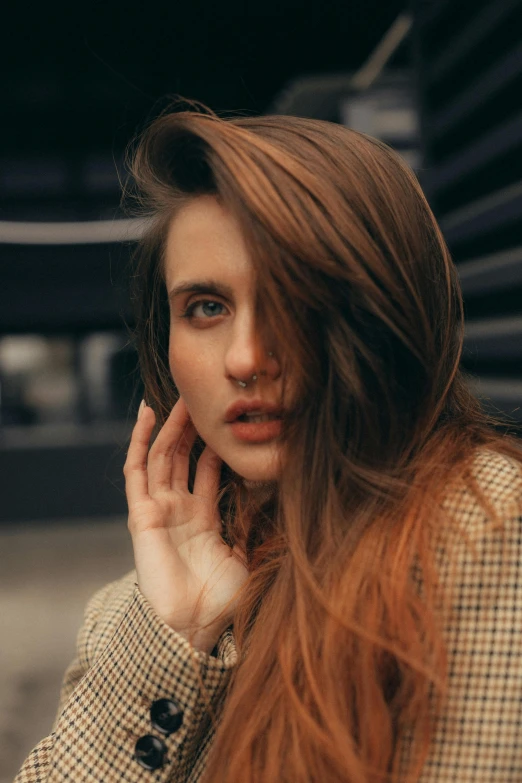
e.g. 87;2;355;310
164;195;283;482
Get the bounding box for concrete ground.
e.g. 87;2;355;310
0;517;134;782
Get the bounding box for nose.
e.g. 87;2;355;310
224;315;280;386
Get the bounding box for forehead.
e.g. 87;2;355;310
164;195;253;288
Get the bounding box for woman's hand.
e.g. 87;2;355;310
124;397;248;653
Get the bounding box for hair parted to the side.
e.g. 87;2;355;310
125;100;522;783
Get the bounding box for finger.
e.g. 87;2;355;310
124;404;155;507
192;444;222;506
171;418;198;490
148;397;190;494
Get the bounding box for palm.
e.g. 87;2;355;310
131;493;248;631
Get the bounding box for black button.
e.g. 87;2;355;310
134;735;167;770
150;698;183;735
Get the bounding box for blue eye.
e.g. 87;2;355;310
181;300;225;320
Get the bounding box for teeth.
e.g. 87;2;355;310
240;413;279;423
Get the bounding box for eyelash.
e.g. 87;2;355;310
180;299;226;320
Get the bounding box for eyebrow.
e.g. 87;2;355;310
167;279;235;301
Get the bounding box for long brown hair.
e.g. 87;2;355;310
126;102;522;782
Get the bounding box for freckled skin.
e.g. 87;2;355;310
164;195;282;483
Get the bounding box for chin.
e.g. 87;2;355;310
231;467;279;484
224;452;280;484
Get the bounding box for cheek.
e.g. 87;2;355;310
168;326;189;379
169;345;190;392
168;344;178;383
168;341;206;403
168;334;189;389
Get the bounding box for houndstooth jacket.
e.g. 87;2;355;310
15;448;522;782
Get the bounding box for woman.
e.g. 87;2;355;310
16;106;522;783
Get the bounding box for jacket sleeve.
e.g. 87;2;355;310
14;574;236;783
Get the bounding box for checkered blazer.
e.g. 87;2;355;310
15;448;522;782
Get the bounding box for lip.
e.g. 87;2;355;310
225;399;284;423
229;417;283;443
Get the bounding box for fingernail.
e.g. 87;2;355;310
138;399;146;420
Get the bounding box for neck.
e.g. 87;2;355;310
241;478;277;505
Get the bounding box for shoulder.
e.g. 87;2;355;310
470;447;522;499
415;450;522;780
77;569;138;666
434;448;522;617
432;448;522;611
441;447;522;535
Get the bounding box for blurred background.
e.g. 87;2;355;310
1;0;522;778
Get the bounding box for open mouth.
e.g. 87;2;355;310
236;413;282;423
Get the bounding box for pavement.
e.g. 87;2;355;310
0;517;134;782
